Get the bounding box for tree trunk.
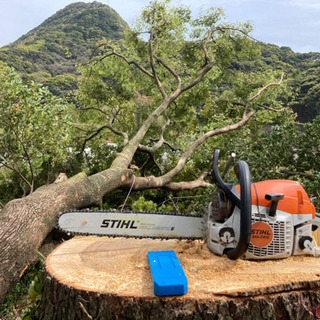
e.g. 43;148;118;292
40;237;320;319
0;168;132;303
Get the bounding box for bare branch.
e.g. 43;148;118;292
148;139;180;152
202;27;220;64
171;26;220;97
220;100;285;113
112;50;154;79
172;26;254;98
77;124;109;155
136;114;172;175
77;106;129;155
77;122;128;155
162;110;256;183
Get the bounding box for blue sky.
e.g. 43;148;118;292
1;0;320;53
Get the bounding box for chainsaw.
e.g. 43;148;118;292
58;149;320;260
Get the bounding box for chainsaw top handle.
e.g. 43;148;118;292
211;149;252;259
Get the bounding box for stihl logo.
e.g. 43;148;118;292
101;219;138;229
250;222;273;248
251;229;272;236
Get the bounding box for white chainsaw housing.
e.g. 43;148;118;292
207;202;318;260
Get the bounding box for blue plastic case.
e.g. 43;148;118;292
148;250;188;296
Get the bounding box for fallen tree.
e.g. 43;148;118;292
0;0;287;303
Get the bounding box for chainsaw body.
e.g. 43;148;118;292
57;149;319;260
208;150;319;260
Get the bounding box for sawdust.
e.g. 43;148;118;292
46;237;320;299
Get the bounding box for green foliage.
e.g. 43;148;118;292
0;1;319;121
0;1;128;83
44;74;78;99
0;262;43;319
224;116;320;210
129;190;211;214
0;62;73;202
257;44;320;122
132;196;158;211
77;0;292;183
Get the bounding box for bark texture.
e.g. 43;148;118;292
39;279;320;320
40;237;320;320
0;169;131;303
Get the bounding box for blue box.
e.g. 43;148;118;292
148;250;188;296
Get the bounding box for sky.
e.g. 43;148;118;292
0;0;320;53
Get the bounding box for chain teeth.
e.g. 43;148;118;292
57;209;204;241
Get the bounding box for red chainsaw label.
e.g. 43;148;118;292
250;222;273;247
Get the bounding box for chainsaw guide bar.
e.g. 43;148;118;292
57;209;207;240
57;149;319;260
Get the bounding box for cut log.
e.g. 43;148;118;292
40;237;320;319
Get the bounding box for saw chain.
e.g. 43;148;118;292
57;209;207;240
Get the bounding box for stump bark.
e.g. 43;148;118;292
40;237;320;320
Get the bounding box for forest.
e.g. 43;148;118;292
0;0;319;318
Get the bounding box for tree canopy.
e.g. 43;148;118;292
71;0;291;210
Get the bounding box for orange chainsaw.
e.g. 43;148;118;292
58;149;320;260
207;149;319;259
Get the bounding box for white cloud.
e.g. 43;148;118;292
288;0;320;9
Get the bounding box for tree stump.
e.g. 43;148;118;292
40;236;320;320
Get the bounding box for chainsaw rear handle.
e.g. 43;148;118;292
211;149;252;259
211;150;241;208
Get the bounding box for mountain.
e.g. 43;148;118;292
0;2;319;122
0;1;127;96
258;44;320;122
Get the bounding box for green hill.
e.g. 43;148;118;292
0;1;318;122
0;1;127;96
236;43;320;122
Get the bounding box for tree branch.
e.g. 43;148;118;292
96;45;154;79
149;23;167;99
244;71;284;115
0;160;33;193
78;106;108;116
1;117;34;193
137;114;172;175
77;108;129;155
138;114;170;154
124;171;211;191
154;55;181;89
140;153;162;176
161;72;285;183
281;170;316;181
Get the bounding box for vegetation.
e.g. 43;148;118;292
0;0;319;317
0;62;74;205
0;262;43;319
0;1;127;99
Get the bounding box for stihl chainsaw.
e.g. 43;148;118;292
58;149;320;260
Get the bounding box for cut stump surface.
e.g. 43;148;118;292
41;236;320;319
